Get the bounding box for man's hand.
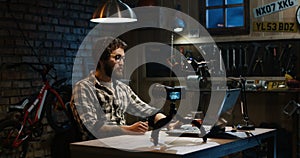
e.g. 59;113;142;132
167;120;182;130
154;113;166;123
121;121;149;134
153;113;181;130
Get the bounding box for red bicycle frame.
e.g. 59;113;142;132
11;78;67;148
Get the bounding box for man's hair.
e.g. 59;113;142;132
93;37;127;70
99;37;127;61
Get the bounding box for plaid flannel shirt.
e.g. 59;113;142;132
70;71;159;140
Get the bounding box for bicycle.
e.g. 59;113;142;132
0;62;73;158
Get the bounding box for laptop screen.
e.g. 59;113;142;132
220;88;241;114
201;88;241;135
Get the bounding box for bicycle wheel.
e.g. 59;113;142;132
0;120;28;158
46;87;73;133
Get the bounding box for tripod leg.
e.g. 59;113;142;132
203;135;207;143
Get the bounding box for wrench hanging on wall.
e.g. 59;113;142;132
218;46;225;75
243;46;248;76
279;44;293;75
252;56;264;75
272;46;280;76
265;44;279;76
247;43;262;76
225;46;231;76
238;45;243;76
231;46;238;76
284;45;297;77
213;44;224;75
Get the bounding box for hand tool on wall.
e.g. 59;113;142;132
199;45;207;56
243;46;248;76
209;44;217;75
238;45;243;76
218;45;225;75
265;44;279;76
279;44;293;75
226;47;231;76
252;56;263;75
278;45;286;76
199;45;214;76
247;43;261;76
212;44;222;75
272;46;280;76
285;45;297;77
231;47;238;76
263;44;271;76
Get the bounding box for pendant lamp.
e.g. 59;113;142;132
91;0;137;23
137;0;157;6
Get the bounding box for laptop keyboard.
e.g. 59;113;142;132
166;124;204;137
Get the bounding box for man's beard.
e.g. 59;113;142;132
104;63;123;80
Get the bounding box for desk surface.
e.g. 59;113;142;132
70;128;276;158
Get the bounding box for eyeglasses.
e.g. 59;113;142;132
111;54;125;62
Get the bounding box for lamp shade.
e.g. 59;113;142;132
137;0;157;6
91;0;137;23
173;17;185;32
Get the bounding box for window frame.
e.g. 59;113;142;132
199;0;250;36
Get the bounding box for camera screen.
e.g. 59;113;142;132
168;91;181;101
165;86;185;101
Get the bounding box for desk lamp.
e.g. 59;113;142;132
236;77;255;130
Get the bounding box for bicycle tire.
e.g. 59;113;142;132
0;120;28;158
45;87;73;133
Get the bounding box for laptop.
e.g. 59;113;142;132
166;88;241;138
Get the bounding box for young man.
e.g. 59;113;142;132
70;37;167;140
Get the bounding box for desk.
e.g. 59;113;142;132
70;128;277;158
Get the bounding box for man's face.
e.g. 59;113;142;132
103;48;125;79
